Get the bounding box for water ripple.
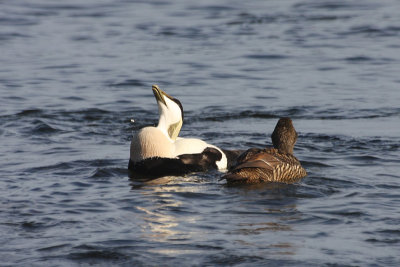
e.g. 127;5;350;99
2;0;400;265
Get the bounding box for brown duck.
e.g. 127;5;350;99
222;118;307;185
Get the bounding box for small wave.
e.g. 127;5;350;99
326;209;367;218
189;106;400;123
227;12;278;26
0;32;31;41
304;134;400;154
301;160;333;168
299;181;341;198
21;220;46;229
90;167;127;179
68;250;129;261
109;79;147;87
189;4;237;11
316;107;400;120
194;109;279;122
343;55;394;65
25;159;118;175
245;54;290;60
339;25;400;38
227;11;352;27
29;3;85;10
16;109;43;116
346;155;381;162
157;26;206;39
293;2;379;11
174;191;220;200
69;11;111;18
31;119;60;135
365;238;400;244
345;56;373;62
24;162;71;173
305;15;353;21
211;72;264;80
0;17;38;26
70;181;92;188
19;218;61;231
42;63;80;70
376;229;400;235
70;35;97;42
306;175;359;189
205;253;265;266
37;243;70;252
317;66;342;71
60;96;85;101
80;108;112;121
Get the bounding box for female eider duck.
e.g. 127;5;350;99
222;118;307;185
129;85;229;176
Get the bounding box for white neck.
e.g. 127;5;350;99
156;113;172;141
156;99;182;141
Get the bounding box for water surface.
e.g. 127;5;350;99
1;0;400;266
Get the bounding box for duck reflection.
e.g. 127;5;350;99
130;175;175;188
129;173;302;257
135;204;180;241
226;190;302;257
128;168;180;189
132;178;204;244
230;213;299;256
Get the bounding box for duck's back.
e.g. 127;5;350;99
174;137;209;155
224;148;306;184
174;138;228;170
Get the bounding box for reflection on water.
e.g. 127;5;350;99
228;203;300;258
135;184;185;242
136;205;180;241
134;180;204;245
130;176;175;188
132;177;301;258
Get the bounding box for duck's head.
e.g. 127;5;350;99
152;84;183;141
271;117;298;154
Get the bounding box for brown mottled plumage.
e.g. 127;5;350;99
222;118;307;185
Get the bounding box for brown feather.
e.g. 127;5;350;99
222;118;307;185
223;148;306;185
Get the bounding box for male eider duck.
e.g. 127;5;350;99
222;118;307;185
129;85;229;176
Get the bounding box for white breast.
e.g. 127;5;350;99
130;127;174;162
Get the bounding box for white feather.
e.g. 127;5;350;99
130;85;227;170
174;137;227;169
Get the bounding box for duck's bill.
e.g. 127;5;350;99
152;84;174;105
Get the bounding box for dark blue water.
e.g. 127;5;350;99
1;0;400;266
